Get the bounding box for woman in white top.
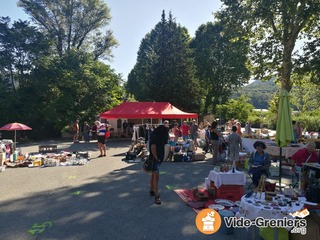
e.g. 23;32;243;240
95;121;107;157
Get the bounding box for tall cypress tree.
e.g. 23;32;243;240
127;11;202;113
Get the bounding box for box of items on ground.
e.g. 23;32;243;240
171;139;206;162
173;151;200;162
192;153;206;161
38;144;58;154
2;151;91;168
173;154;183;162
204;177;244;201
28;151;90;167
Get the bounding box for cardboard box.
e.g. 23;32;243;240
215;185;244;201
173;154;183;162
192;153;206;161
38;145;57;153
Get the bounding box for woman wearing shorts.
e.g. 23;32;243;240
95;121;107;157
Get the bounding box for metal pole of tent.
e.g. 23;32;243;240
14;130;17;151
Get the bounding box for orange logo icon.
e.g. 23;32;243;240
195;208;222;234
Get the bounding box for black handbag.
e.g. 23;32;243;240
142;156;154;173
126;152;137;160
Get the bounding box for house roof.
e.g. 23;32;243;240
99;102;198;119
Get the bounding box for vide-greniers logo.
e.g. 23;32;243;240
195;209;222;234
196;208;309;235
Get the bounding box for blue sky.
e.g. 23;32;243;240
0;0;222;79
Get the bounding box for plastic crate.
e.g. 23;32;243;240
215;185;244;201
173;154;183;162
192;153;206;161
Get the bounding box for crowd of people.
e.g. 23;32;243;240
147;118;241;204
69;118;319;205
149;118;320;206
71;120;109;144
72;119;110;158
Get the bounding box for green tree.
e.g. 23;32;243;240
23;51;123;138
217;0;320;91
267;91;280;129
221;95;254;124
127;11;203;113
18;0;117;60
0;17;50;124
190;21;250;114
290;74;320;112
0;17;50;91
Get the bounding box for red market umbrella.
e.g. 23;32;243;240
0;122;32;150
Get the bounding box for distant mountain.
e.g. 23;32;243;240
235;79;279;109
249;78;277;87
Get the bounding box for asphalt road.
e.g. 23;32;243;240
0;139;254;240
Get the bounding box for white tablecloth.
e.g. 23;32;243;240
236;192;306;220
207;170;246;188
265;145;304;159
242;138;304;159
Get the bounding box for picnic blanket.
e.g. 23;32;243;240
174;188;214;213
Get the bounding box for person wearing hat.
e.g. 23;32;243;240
163;120;169;126
248;141;271;187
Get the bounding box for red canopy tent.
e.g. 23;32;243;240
99;102;198;119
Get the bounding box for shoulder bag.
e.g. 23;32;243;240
142;156;154;173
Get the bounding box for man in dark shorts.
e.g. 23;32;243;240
149;121;169;205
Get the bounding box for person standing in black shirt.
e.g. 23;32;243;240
149;121;169;205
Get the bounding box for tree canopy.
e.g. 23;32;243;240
126;11;202;113
0;17;50;91
0;15;123;139
18;0;117;60
190;21;250;113
217;0;320;91
24;51;123;136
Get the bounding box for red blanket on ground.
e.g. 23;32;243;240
174;188;215;213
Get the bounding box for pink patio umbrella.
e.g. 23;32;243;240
0;122;32;150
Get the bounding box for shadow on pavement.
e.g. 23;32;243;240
0;161;251;239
